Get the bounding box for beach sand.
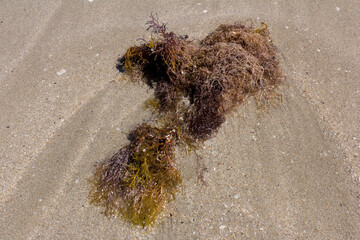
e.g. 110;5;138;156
1;1;359;239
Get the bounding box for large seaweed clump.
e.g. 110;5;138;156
89;14;284;227
119;15;283;140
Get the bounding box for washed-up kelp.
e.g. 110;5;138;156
90;14;284;227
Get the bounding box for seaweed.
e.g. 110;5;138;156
90;14;284;227
117;16;283;140
89;124;182;227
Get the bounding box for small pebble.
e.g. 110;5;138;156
57;69;66;76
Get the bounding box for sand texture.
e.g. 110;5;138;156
1;1;359;239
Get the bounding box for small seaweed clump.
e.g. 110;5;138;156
90;14;284;227
89;124;181;227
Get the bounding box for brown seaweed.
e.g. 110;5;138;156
90;14;284;227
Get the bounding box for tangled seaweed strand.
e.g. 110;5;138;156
90;15;284;227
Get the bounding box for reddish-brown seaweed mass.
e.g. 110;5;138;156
89;14;283;227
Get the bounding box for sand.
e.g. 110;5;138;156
1;1;359;239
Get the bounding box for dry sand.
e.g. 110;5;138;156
1;1;359;239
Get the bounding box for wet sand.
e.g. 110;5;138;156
1;1;359;239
